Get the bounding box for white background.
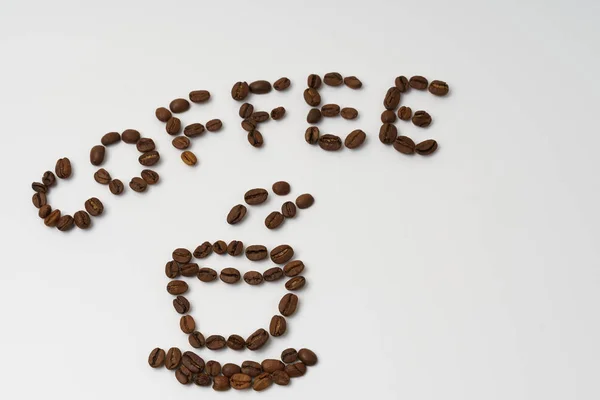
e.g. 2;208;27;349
1;0;599;399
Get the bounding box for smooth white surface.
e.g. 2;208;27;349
1;0;599;399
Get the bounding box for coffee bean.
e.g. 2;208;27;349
73;210;91;229
321;104;340;117
139;151;160;166
241;361;262;377
136;138;155;153
121;129;141;144
227;240;244;256
206;119;222;132
428;80;449;96
249;80;272;94
341;107;358;120
345;129;366;149
318;134;342;151
265;211;285;229
262;359;285;374
172;136;190;150
222;363;241;377
246;328;269;350
226;334;245;350
155;107;172;122
246;245;267;261
93;168;111;184
243;271;263;285
244;188;268;205
395;75;409;92
189;90;211;103
206;335;226;350
213;240;227;254
272;370;291;386
181;151;197;166
307;74;322;89
305;126;320;144
165;261;180;279
165;117;181;135
285;362;307;377
269;316;287;337
251;111;270;122
398;106;412;121
167;280;188;295
129;177;147;193
409;75;428;90
31;182;47;193
273;77;291;91
42;171;56;187
271;106;286;120
383;87;401;110
230;373;252;390
393;136;416;155
175;365;192;384
180;263;199;277
197;267;217;282
213;375;230;391
412;110;432;127
241;118;257;132
173;295;190;314
55;157;72;179
247;130;264;147
194;373;211;386
109;179;124;195
307;108;322;124
298;348;318;366
38;205;52;219
148;348;166;368
296;193;314;209
253;373;273;391
101;132;121;146
263;267;283;282
172;248;191;263
189;331;205;348
231;81;249;101
205;360;221;377
381;110;397;123
89;145;106;166
180;315;196;334
271;181;289;196
194;242;213;258
84;197;104;216
284;260;305;277
344;76;362;89
281;348;298;364
415;139;438;155
183;123;205;138
57;215;74;231
220;267;241;284
285;276;306;291
165;347;182;370
141;169;159;185
281;201;296;218
303;88;321;107
32;192;47;208
170;98;190;113
182;351;205;373
379;123;398;144
324;72;343;86
279;293;299;316
239;103;254;118
227;204;247;224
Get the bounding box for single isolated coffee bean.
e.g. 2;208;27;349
180;263;199;277
194;373;211;386
262;359;285;373
226;335;245;350
213;240;227;254
415;139;438;155
303;88;321;107
94;168;111;184
206;119;222;132
38;205;52;219
321;104;340;117
239;102;254;118
269;316;287;337
32;182;47;193
198;267;217;282
155;107;172;122
139;151;160;166
395;75;409;92
55;157;72;179
393;136;416;155
181;151;197;166
305;126;320;144
246;245;267;261
89;145;105;166
241;361;262;377
263;267;283;282
307;73;322;89
281;348;298;364
230;373;252;390
251;111;269;123
318;134;342;151
344;76;362;89
379;123;398;144
173;295;190;314
284;260;305;277
189;331;206;348
84;197;104;216
253;373;273;391
281;201;296;218
73;210;91;229
298;348;318;366
227;240;244;256
169;98;190;113
272;181;290;195
324;72;343;86
180;315;196;334
272;370;291;386
265;211;285;229
121;129;140;144
57;215;74;231
271;106;286;120
241;118;257;132
166;117;181;135
172;248;191;263
307;108;322;124
247;130;264;148
249;80;272;94
148;348;166;368
165;347;182;370
42;171;56;187
129;177;148;193
246;328;269;350
167;280;188;295
206;335;226;350
286;276;306;291
244;188;268;205
273;77;291;91
409;75;428;90
383;87;401;110
165;261;180;279
279;293;299;316
271;244;294;264
136;138;155;153
32;192;47;208
243;271;263;285
194;242;213;258
227;204;247;224
398;106;412;121
429;80;449;96
101;131;121;146
172;136;190;150
231;81;249;101
412;110;432;127
109;179;124;195
213;375;230;391
341;107;358;120
184;123;205;137
296;193;314;209
220;267;241;284
285;362;307;377
189;90;210;103
222;363;241;377
345;129;366;149
141;169;159;185
381;110;397;123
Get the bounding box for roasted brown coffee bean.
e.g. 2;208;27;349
307;73;322;89
398;106;412;121
279;293;299;316
251;111;270;122
226;335;245;350
55;157;72;179
321;104;340;117
241;118;257;132
324;72;343;86
73;210;91;229
122;129;141;144
57;215;74;231
409;75;428;90
227;204;247;224
172;136;190;150
90;145;106;166
227;240;244;256
272;180;290;195
344;76;362;89
172;248;192;263
42;171;56;187
84;197;104;216
298;348;318;366
318;134;342;151
286;276;306;291
271;106;286;120
206;119;222;132
412;110;432;127
269;316;287;337
241;361;262;377
194;242;213;258
265;211;285;229
345;129;366;149
170;98;190;113
249;80;272;94
383;87;401;110
205;360;221;377
213;240;227;254
395;75;409;92
381;110;397;123
246;245;267;261
148;348;166;368
165;117;181;135
129;177;147;193
31;182;47;193
281;348;298;364
272;370;291;386
32;192;47;208
307;108;322;123
155;107;171;122
136;138;155;153
213;375;230;391
379;123;398;144
305;126;320;144
253;373;273;391
189;90;210;103
197;266;217;281
263;267;283;282
38;205;52;219
165;261;180;279
262;359;285;374
180;263;199;277
220;267;241;284
303;88;321;106
184;123;205;137
415;139;438;155
231;81;249;101
247;130;264;148
243;271;263;285
140;169;159;185
101;131;121;146
239;103;254;118
167;280;188;295
296;193;314;209
393;136;416;155
244;188;268;205
285;362;307;377
222;363;241;377
173;295;190;314
284;260;305;277
175;365;192;384
246;328;269;350
181;151;197;166
189;331;206;348
429;80;449;96
182;351;204;374
139;151;160;166
230;373;252;390
94;168;111;184
109;179;124;195
206;335;226;350
341;107;358;120
273;77;291;91
165;347;182;370
44;210;60;227
194;373;211;386
281;201;296;218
